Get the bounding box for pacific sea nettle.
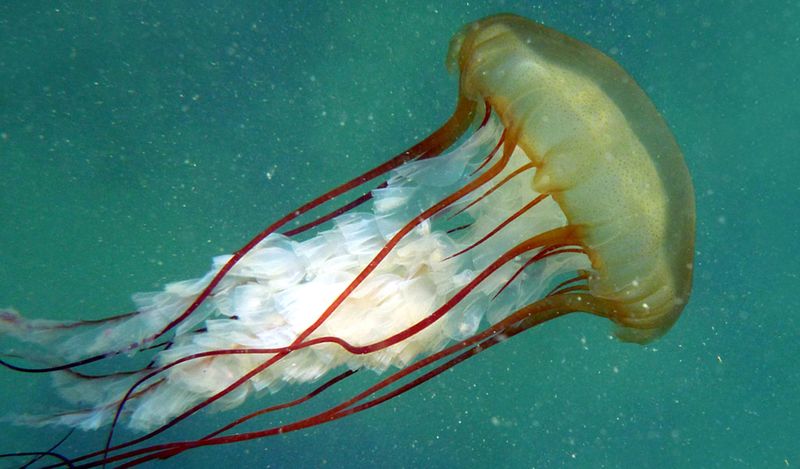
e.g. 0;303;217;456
0;14;694;467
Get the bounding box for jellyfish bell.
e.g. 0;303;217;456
0;13;694;466
448;14;695;342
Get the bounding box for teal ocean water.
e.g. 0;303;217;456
1;1;797;467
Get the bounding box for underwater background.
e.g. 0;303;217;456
1;1;797;467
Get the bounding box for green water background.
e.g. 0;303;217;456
1;1;797;467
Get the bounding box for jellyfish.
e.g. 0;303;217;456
0;14;694;467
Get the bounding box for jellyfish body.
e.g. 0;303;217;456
448;15;694;341
0;14;694;466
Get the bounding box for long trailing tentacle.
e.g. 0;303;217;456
7;98;594;468
0;450;75;468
